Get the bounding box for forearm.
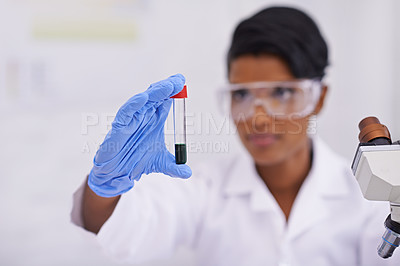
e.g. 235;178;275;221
82;177;121;234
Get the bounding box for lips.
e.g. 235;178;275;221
247;133;278;147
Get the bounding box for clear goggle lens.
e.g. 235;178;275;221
218;79;322;121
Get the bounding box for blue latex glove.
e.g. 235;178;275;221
88;74;192;197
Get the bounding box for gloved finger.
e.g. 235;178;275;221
99;97;170;165
156;98;173;122
114;92;149;126
146;74;186;102
168;73;186;96
160;151;192;179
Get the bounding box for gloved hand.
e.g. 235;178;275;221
88;74;192;197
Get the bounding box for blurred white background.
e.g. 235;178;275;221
1;0;399;265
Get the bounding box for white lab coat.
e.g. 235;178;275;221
71;138;400;266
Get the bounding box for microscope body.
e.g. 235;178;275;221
352;117;400;258
352;144;400;209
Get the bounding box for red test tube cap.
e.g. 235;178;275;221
171;85;188;98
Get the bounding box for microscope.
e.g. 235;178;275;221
352;117;400;259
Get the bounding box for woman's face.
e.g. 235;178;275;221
229;54;325;166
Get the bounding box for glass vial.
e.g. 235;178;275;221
171;85;187;164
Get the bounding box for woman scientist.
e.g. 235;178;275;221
71;6;399;266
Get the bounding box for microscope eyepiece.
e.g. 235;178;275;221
358;116;391;145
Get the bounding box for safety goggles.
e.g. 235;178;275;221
218;79;322;121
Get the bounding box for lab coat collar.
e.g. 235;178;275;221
223;137;351;198
222;147;265;196
223;136;352;237
310;137;351;198
222;146;279;212
287;137;352;239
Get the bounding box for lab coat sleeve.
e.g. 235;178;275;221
358;201;400;265
71;172;209;264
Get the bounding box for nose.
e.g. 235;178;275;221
252;104;273;131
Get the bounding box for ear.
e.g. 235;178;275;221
313;85;328;115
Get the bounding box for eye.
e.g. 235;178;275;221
231;89;251;102
271;86;296;100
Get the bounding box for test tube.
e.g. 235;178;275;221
171;85;187;164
